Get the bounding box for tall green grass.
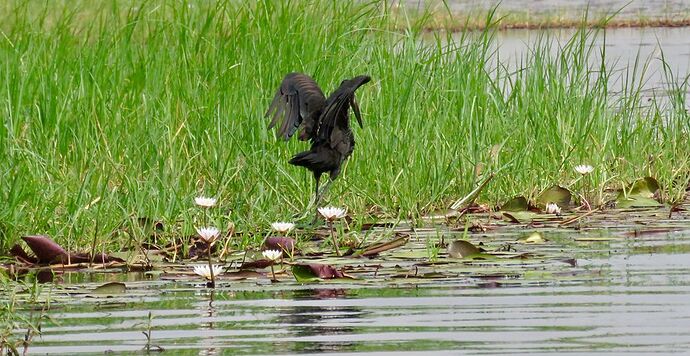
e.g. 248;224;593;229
0;0;688;251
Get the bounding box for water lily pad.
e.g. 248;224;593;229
617;177;662;208
292;263;346;283
360;235;409;256
502;211;538;223
21;235;68;264
241;259;273;269
447;240;482;258
630;176;660;195
517;232;546;244
501;196;529;212
574;237;617;242
264;237;296;253
619;195;660;208
536;185;571;208
93;282;126;295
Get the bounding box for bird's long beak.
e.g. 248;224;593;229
351;97;363;128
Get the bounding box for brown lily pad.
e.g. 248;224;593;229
292;263;347;282
241;259;274;269
263;237;296;253
21;235;69;264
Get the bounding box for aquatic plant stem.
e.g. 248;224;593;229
269;263;276;281
206;245;215;288
329;220;341;256
581;176;592;210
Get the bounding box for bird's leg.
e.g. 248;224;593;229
313;179;335;211
310;175;322;226
318;179;334;202
311;178;336;225
313;174;321;208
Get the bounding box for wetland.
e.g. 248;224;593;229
2;0;690;354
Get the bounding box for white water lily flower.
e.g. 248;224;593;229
574;165;594;175
271;222;295;234
262;249;282;261
318;206;347;221
545;202;561;215
194;196;217;208
196;226;220;244
193;264;224;280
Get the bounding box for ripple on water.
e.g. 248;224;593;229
21;227;690;354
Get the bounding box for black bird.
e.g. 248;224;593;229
265;73;371;208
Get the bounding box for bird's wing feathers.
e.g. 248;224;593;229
265;73;326;141
316;76;370;155
350;97;363;128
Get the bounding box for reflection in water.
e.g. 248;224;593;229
195;289;219;356
20;229;690;354
275;289;362;353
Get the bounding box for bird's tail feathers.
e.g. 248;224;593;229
288;150;316;168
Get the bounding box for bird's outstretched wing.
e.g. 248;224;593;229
316;75;371;155
265;72;326;141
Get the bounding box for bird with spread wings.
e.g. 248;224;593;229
265;72;371;211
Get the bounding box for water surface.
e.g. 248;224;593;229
22;223;690;354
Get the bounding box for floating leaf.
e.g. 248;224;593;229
617;196;661;208
21;235;68;264
574;237;617;242
501;196;529;212
68;252;126;264
360;235;409;256
502;211;537;223
93;282;126;295
536;185;571;208
617;177;662;208
517;232;545;244
447;240;482;258
241;259;273;269
292;263;346;282
223;270;263;280
291;265;322;283
9;244;36;263
630;176;660;196
264;237;296;253
502;212;521;223
623;228;680;237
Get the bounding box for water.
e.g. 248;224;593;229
406;0;690;19
16;220;690;354
7;4;690;352
494;26;690;104
411;1;690;107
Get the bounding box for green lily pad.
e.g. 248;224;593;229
630;176;660;196
502;211;538;223
501;196;529;212
517;232;546;244
617;177;662;208
575;237;617;242
617;196;662;208
536;185;571;208
291;265;322;283
390;249;431;259
93;282;126;295
447;240;482;258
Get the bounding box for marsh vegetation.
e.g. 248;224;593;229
0;0;688;252
1;0;690;353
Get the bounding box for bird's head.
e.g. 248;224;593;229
345;75;371;88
